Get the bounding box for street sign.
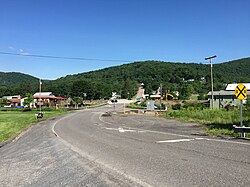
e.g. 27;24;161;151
147;100;155;111
235;84;248;100
234;83;248;138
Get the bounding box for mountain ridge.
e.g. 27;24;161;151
0;57;249;99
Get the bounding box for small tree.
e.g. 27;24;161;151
179;83;194;100
73;97;83;109
23;94;34;108
0;98;8;107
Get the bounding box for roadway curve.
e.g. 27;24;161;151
54;105;250;186
1;105;250;186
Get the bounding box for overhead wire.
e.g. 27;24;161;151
0;51;132;63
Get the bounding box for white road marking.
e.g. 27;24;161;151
101;127;137;133
125;127;250;146
101;127;118;131
52;112;80;138
118;128;136;133
156;138;209;143
157;139;194;143
93;123;102;126
195;137;207;140
98;112;250;146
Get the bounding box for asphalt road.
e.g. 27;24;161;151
1;105;250;186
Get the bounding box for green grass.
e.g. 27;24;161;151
0;109;68;143
167;109;250;137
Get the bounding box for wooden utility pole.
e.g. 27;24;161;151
205;55;217;109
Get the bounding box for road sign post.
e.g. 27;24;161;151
234;84;248;138
111;92;117;112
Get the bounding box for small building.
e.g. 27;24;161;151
225;83;250;91
149;94;161;99
207;90;240;109
33;92;67;107
33;92;57;107
208;83;249;109
2;95;22;107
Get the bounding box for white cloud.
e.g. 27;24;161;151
8;46;15;51
19;49;30;55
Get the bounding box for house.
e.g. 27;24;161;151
2;95;22;107
33;92;67;107
33;92;57;107
207;83;249;109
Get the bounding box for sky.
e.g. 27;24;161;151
0;0;249;80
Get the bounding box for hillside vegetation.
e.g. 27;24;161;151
0;72;38;86
0;72;39;96
1;57;249;99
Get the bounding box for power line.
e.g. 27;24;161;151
0;51;132;63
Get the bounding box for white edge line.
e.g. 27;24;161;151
157;139;195;143
99;113;250;146
131;127;250;146
99;113;113;125
52;110;153;187
52;112;79;138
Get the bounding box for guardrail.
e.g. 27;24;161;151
233;125;250;133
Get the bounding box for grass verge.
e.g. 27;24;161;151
166;109;250;138
0;109;68;143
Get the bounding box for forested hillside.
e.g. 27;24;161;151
0;72;38;86
0;72;39;96
1;57;249;99
44;57;250;100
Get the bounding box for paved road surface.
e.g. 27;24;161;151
0;105;250;186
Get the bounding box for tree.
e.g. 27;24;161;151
246;97;250;111
0;98;8;107
71;80;94;99
72;96;83;109
121;79;137;99
23;94;34;108
178;83;194;100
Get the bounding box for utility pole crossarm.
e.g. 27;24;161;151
205;55;217;60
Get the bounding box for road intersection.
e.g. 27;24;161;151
1;105;250;186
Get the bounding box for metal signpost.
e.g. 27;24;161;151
111;92;117;112
234;83;248;137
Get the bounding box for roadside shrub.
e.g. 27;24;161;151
0;107;23;112
23;108;32;112
172;104;181;110
36;107;56;111
181;102;207;110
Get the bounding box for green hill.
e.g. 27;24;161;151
0;72;39;86
1;57;249;99
44;57;250;100
0;72;39;96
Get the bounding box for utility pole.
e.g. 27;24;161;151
39;79;42;113
160;84;162;111
205;55;217;109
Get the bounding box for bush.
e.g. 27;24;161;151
0;107;23;112
23;108;32;112
172;104;181;110
182;102;207;110
35;107;56;112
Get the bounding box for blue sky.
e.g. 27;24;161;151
0;0;249;80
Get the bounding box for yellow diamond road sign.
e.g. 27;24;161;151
235;84;248;100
